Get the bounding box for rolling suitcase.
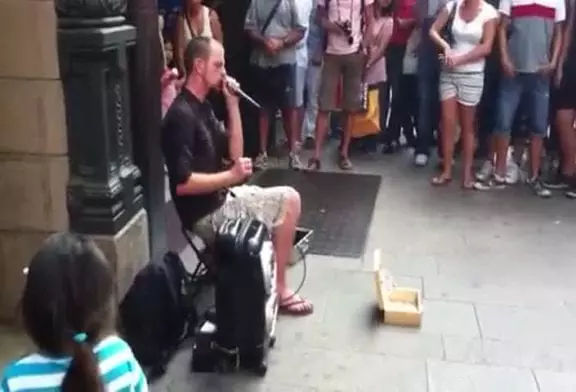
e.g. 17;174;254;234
191;218;278;376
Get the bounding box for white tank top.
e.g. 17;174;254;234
183;6;213;43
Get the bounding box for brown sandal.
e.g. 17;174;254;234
338;155;353;170
307;157;321;171
279;294;314;316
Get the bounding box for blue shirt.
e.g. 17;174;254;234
0;336;148;392
296;0;315;66
306;1;325;62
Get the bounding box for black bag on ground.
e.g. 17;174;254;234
191;218;278;376
119;251;198;378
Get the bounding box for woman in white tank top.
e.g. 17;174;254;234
175;0;223;74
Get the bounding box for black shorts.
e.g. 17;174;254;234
251;64;296;111
555;64;576;110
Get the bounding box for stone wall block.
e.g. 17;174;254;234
0;0;59;79
0;156;69;232
0;79;67;155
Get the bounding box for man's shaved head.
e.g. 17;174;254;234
183;37;225;91
183;37;223;76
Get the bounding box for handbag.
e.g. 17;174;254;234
348;87;380;138
440;1;458;49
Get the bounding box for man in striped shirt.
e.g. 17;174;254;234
1;335;148;392
489;0;566;196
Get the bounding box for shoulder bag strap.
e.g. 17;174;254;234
261;0;284;35
183;11;195;38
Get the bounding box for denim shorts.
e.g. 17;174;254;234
494;73;550;137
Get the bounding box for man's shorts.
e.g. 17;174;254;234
439;71;484;106
252;64;297;111
194;185;293;240
554;64;576;110
318;52;365;112
494;73;550;137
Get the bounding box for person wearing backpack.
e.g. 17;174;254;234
0;233;148;392
308;0;375;171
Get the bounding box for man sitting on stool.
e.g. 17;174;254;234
162;36;313;316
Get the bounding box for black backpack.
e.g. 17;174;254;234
119;251;198;378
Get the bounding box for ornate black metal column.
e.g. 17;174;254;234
57;0;143;235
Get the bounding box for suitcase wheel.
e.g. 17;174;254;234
269;336;276;348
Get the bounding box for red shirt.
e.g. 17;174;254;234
390;0;416;45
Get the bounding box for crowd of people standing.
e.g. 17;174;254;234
159;0;576;199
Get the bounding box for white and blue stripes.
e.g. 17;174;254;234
0;335;148;392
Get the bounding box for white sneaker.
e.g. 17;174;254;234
476;161;493;182
414;154;429;167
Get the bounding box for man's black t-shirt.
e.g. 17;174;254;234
161;88;229;229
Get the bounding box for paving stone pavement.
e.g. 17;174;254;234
151;150;576;392
1;148;575;392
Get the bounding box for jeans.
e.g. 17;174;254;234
301;63;322;139
395;74;418;147
477;52;500;151
385;44;408;143
378;81;390;138
415;19;440;156
494;73;550;137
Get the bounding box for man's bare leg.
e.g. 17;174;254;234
273;187;313;315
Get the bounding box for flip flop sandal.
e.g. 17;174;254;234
431;175;452;186
461;182;476;190
307;157;321;171
338;155;353;170
279;294;314;316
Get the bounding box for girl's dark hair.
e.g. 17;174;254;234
21;232;115;392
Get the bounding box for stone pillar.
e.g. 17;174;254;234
56;0;150;300
0;0;69;322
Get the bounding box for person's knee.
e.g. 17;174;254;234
282;186;301;221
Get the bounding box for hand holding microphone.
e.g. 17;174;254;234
222;74;261;109
222;75;241;104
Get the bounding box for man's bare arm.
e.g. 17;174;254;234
316;5;341;34
226;100;243;161
499;15;513;65
176;170;237;196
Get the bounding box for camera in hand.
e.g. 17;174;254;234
336;20;354;45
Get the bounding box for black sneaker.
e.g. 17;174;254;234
381;141;398;155
544;172;571;190
527;177;552;198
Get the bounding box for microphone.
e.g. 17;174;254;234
224;76;262;109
